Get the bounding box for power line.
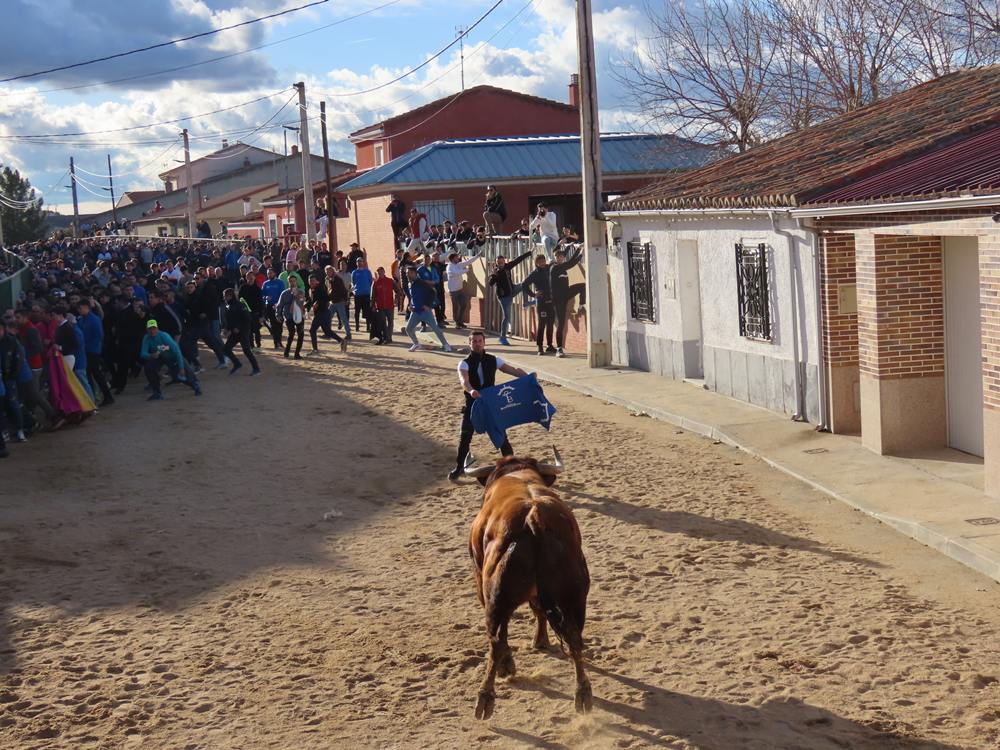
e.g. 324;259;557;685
11;1;403;96
0;0;329;84
1;88;291;139
320;0;505;98
72;141;183;178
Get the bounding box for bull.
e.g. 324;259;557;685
465;448;592;720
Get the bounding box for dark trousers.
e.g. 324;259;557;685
535;301;555;349
455;405;512;471
434;283;447;325
373;309;393;343
144;357;199;396
309;309;342;349
284;320;304;357
19;373;56;427
250;311;262;347
86;354;114;402
111;348;136;391
3;378;24;432
224;331;259;371
450;291;468;328
186;320;225;365
554;284;586;349
355;294;372;332
265;305;283;347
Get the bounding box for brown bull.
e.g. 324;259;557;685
466;449;592;720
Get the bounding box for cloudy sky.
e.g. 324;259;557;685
0;0;649;215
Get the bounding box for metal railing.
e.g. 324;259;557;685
0;248;30;313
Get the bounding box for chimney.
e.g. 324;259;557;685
222;138;229;149
569;74;580;108
291;144;299;156
242;197;251;216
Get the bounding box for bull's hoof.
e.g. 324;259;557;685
497;653;516;679
575;683;593;714
475;690;496;720
532;637;551;651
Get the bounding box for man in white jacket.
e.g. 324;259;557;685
528;202;559;257
446;249;481;328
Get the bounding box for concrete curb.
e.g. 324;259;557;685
509;356;1000;584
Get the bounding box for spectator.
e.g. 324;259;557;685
445;250;481;329
488;250;532;346
386;194;407;243
371;266;395;345
403;266;452;353
351;257;374;337
482;185;507;235
221;288;261;376
140;320;201;401
529;203;559;256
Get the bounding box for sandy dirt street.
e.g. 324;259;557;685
2;338;1000;750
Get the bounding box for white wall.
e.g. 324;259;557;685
609;213;822;421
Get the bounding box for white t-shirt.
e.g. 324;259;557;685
446;258;477;293
458;356;505;387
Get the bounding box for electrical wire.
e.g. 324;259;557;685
1;87;292;140
12;0;403;96
197;95;298;158
319;0;505;98
73;141;183;179
0;0;329;84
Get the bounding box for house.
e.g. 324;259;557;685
604;66;1000;493
349;81;583;172
130;183;278;237
88;141;354;237
257;171;358;249
339;131;715;352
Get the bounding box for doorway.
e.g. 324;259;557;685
944;236;984;456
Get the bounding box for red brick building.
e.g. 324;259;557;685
348;82;582;172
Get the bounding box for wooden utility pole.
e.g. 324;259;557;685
107;154;118;223
576;0;611;367
319;101;336;253
295;82;316;241
182;129;196;238
69;157;80;238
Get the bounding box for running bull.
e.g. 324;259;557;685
465;448;592;719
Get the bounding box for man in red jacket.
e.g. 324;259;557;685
371;266;396;344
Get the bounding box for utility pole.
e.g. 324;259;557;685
319;101;336;253
576;0;611;368
294;81;316;241
69;157;80;238
182;129;196;238
107;154;118;224
456;26;467;90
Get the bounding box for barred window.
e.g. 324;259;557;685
735;242;771;341
627;241;654;322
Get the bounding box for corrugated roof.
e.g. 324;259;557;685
611;66;1000;211
339;134;716;193
806;123;1000;205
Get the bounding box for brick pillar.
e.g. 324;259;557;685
980;232;1000;495
820;232;860;433
856;234;946;454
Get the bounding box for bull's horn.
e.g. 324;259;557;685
464;464;496;479
537;446;564;475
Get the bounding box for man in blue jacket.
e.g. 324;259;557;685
404;266;452;353
77;299;114;407
140;320;201;401
351;257;374;337
260;268;286;349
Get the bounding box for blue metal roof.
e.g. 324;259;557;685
339;133;715;192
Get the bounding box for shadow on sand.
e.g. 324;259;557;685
496;663;962;750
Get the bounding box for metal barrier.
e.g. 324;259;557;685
0;248;30;313
475;236;585;342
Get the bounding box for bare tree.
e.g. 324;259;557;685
902;0;1000;79
616;0;780;152
774;0;914;113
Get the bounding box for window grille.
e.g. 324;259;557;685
413;199;456;227
735;242;771;341
627;241;655;322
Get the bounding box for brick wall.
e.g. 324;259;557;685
980;232;1000;410
818;232;859;368
855;234;944;379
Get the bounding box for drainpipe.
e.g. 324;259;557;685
807;220;830;432
770;211;806;422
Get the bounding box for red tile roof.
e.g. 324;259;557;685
611;66;1000;211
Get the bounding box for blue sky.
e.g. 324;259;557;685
0;0;649;214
